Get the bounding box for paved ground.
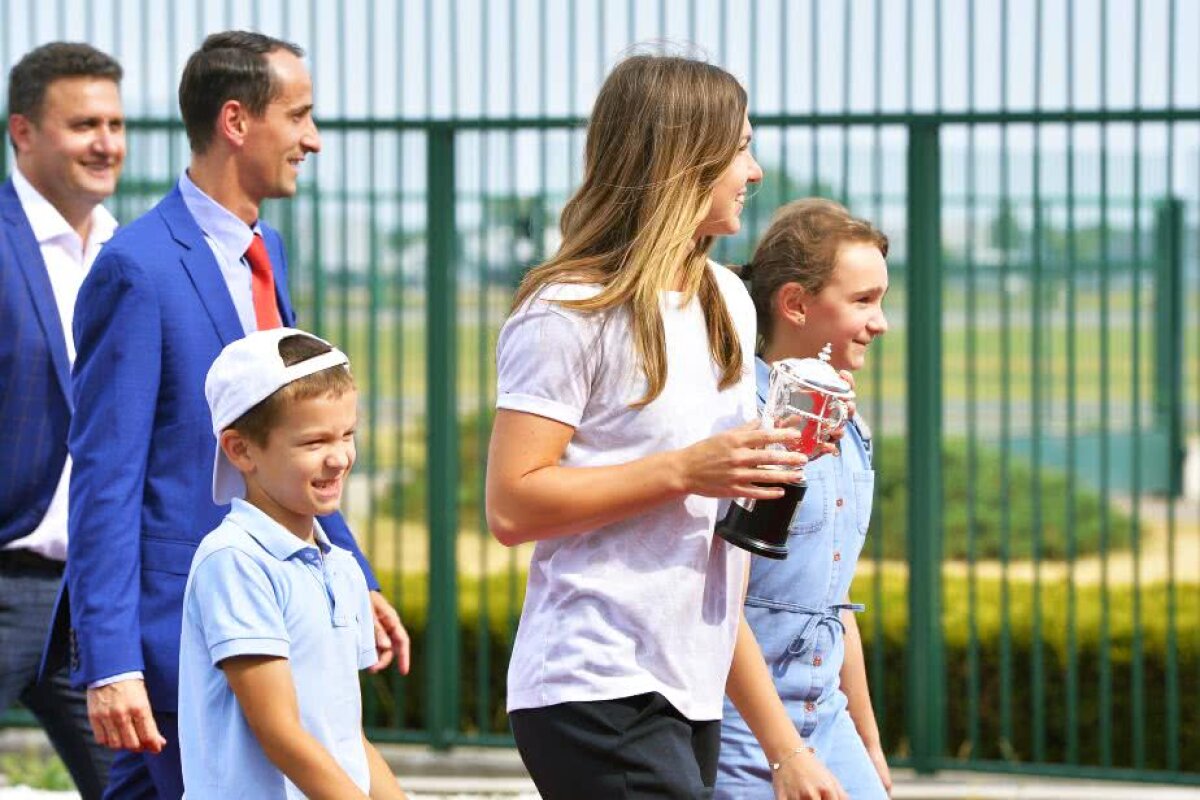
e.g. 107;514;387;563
5;776;1200;799
4;730;1199;798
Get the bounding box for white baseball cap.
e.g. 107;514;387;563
205;327;350;505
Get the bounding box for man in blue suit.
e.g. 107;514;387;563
66;31;409;799
1;42;124;799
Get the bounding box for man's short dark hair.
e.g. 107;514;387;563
178;30;304;154
7;42;122;145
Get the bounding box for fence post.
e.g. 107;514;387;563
906;121;945;774
1154;197;1184;497
426;122;460;750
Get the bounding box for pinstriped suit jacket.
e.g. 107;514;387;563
0;178;72;548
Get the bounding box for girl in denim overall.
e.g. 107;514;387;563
716;198;893;799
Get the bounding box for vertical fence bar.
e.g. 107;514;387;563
998;0;1014;759
964;0;981;763
308;0;325;332
1030;0;1046;764
906;121;943;773
809;0;818;187
1162;0;1181;772
336;0;350;362
868;0;886;751
775;0;788;215
1097;0;1114;767
475;0;493;740
839;0;850;203
364;0;384;732
1155;195;1184;769
504;0;522;677
426;122;460;751
400;0;416;734
1064;0;1080;766
1130;0;1147;770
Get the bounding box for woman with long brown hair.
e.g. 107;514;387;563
486;55;847;799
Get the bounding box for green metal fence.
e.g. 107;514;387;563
3;0;1199;786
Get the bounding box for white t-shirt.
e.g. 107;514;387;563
496;260;757;721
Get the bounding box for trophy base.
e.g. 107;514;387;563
714;481;806;560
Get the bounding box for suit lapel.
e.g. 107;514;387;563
157;187;245;347
0;180;72;404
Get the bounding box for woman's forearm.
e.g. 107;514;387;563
486;410;804;546
486;448;688;545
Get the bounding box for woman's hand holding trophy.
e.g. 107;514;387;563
715;344;854;559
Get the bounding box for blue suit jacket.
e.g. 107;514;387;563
64;185;378;712
0;179;72;547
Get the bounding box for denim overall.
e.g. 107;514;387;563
715;358;887;800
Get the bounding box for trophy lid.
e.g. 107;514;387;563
773;344;854;397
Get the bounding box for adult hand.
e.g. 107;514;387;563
771;747;848;800
675;420;806;501
367;591;411;675
86;679;166;753
806;369;857;461
866;741;893;797
839;369;858;422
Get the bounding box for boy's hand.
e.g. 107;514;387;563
367;592;410;675
86;679;167;753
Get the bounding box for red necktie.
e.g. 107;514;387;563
245;233;283;330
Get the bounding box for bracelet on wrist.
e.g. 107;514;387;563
769;745;815;772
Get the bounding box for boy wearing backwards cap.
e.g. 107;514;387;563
177;328;406;800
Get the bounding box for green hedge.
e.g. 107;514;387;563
873;436;1135;560
365;569;1199;774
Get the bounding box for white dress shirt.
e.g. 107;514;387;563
4;167;118;562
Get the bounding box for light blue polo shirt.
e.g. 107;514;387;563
178;499;377;799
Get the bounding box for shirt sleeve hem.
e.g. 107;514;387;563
496;393;583;427
210;637;290;666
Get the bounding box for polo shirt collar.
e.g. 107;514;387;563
227;498;331;562
178;169;260;264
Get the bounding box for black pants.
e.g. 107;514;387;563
510;692;720;799
0;553;111;799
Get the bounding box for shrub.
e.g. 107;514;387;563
364;569;1200;776
873;436;1136;560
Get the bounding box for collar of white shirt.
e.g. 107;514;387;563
11;165;118;251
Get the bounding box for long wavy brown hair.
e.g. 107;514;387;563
511;54;748;407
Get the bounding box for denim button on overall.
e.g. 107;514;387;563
715;358;887;800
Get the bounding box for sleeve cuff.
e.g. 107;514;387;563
87;671;144;689
210;637;290;666
496;392;583;428
358;648;378;671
